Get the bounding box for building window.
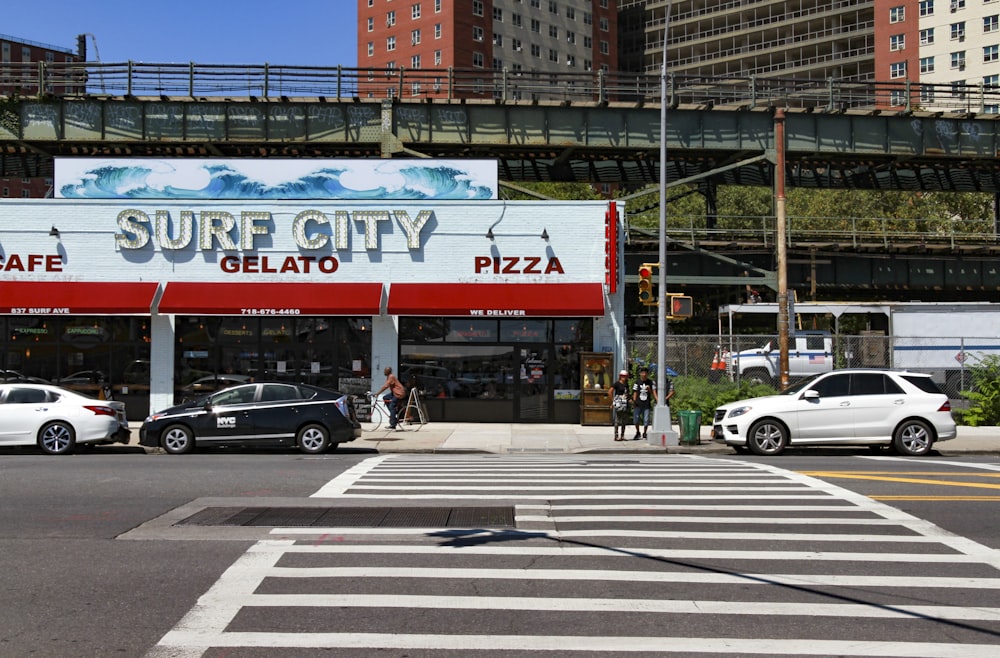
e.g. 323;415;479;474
412;3;421;20
1;187;8;197
367;17;374;32
548;48;558;62
583;12;593;25
952;22;966;39
566;54;576;67
567;31;576;45
493;7;503;21
584;35;592;48
584;58;592;71
513;38;523;52
920;56;935;73
21;189;29;198
530;0;539;7
368;0;374;6
473;0;483;17
386;11;396;26
599;17;609;31
984;73;999;86
920;87;935;103
493;57;502;70
435;0;441;12
549;1;558;13
387;36;396;52
890;61;907;78
473;26;484;42
890;6;905;22
411;55;421;68
599;40;609;55
952;81;967;99
919;0;934;16
435;23;442;38
549;25;558;38
920;28;935;44
986;15;999;32
512;13;522;27
890;34;905;51
472;52;484;68
952;51;967;68
952;0;966;9
367;42;375;57
493;33;503;46
531;44;541;57
531;19;540;33
411;30;421;45
566;7;575;19
985;44;999;61
985;104;1000;114
890;90;907;105
434;50;442;65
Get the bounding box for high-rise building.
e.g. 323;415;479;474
356;0;619;100
875;0;1000;111
0;33;83;198
618;0;875;82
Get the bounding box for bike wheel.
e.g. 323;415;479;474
369;401;384;431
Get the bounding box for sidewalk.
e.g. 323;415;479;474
352;422;1000;455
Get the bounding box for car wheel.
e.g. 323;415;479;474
162;424;195;455
747;420;788;456
893;420;933;456
297;424;330;454
743;368;773;387
38;421;76;455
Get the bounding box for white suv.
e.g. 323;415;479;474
711;369;956;456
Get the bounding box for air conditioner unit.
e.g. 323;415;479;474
959;64;966;70
515;46;522;52
959;34;965;41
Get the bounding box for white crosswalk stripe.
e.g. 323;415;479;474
148;455;1000;657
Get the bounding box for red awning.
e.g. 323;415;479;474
157;282;383;315
0;281;159;314
387;283;605;317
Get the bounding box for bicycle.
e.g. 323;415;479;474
363;392;401;431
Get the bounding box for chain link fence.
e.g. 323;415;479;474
627;334;980;400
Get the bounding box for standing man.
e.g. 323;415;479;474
374;366;406;430
632;367;659;440
608;369;631;441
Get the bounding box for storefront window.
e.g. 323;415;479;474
500;319;549;342
400;344;514;399
174;316;372;402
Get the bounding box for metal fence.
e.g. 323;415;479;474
628;334;980;399
4;61;1000;113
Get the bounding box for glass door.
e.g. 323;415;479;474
517;346;551;422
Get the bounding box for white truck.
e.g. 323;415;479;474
719;301;1000;396
723;330;833;386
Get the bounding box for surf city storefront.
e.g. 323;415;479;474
0;198;624;422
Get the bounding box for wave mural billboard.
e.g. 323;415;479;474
54;158;498;201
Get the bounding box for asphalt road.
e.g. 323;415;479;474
1;445;998;657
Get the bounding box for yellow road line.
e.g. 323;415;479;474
873;496;1000;501
801;471;1000;477
801;472;1000;490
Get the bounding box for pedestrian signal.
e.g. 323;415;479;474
669;294;693;318
637;263;656;306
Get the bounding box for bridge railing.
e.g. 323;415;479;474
3;61;1000;113
632;214;1000;248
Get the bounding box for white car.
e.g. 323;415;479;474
711;369;956;456
0;384;130;455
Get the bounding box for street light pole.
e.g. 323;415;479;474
650;2;679;446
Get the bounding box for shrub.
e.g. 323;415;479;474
669;375;777;423
959;355;1000;426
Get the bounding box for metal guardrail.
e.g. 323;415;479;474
3;61;1000;113
630;214;1000;249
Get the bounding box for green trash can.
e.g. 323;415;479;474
679;410;702;445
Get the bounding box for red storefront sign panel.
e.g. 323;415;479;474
0;281;160;314
387;283;605;317
157;282;383;315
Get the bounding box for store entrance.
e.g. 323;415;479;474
516;346;551;422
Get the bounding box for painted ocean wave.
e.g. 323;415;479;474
56;159;498;200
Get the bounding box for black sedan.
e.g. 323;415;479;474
139;382;361;454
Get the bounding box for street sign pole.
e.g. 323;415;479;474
650;3;678;447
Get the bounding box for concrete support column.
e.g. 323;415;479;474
149;313;175;414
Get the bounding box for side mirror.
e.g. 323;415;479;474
802;390;820;400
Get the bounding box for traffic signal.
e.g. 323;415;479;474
669;294;694;318
638;263;657;306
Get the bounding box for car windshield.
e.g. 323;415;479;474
779;374;823;395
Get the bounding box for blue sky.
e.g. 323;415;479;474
3;1;358;66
